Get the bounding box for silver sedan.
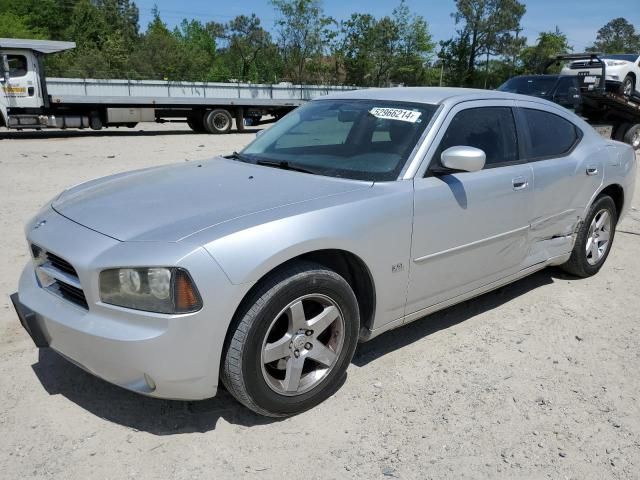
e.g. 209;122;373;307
12;87;637;416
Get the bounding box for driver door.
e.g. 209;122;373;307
406;100;534;317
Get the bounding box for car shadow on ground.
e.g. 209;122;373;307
30;268;567;434
0;128;261;140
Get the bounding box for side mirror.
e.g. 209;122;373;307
0;54;9;83
441;146;486;172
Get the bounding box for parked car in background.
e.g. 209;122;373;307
497;74;582;110
560;54;640;97
12;87;637;417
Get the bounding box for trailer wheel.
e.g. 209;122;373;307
204;109;233;134
89;114;103;131
187;113;206;133
623;124;640;150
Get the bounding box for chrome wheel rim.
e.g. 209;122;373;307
586;209;612;265
623;80;633;96
260;294;345;396
213;113;229;130
631;129;640;149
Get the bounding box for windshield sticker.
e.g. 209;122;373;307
369;107;422;123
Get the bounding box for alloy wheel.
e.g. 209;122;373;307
585;209;612;265
260;294;345;396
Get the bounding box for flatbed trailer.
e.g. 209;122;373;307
0;38;354;133
545;53;640;149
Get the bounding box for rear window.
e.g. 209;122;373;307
521;109;580;159
604;54;639;63
498;76;557;96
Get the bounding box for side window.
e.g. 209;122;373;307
521;108;580;159
8;55;28;77
433;107;519;168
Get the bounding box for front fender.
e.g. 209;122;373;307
200;182;415;327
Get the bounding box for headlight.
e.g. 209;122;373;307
99;267;202;314
605;60;627;67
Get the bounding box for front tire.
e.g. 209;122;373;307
560;195;617;278
221;261;360;417
622;74;634;97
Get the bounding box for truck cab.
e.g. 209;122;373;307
0;38;75;128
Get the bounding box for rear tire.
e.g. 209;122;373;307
221;261;360;417
204;109;232;134
560;195;617;278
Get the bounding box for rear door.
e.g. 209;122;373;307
406;100;534;315
514;101;603;265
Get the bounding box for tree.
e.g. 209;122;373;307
520;27;572;74
449;0;526;86
216;14;274;81
130;9;184;79
338;1;434;87
0;11;45;38
588;18;640;54
390;0;435;86
271;0;334;83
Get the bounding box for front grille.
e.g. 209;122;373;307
570;61;602;70
46;251;77;276
54;282;89;309
31;244;89;310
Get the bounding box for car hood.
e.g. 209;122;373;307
52;157;372;242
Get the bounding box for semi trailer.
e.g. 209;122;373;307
0;38;354;134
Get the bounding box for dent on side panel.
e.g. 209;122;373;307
201;183;415;329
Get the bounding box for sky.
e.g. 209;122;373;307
135;0;640;53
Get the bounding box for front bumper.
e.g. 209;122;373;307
15;209;248;401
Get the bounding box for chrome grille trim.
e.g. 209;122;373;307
31;243;88;310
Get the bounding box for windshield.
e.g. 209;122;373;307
241;99;437;181
603;54;639;62
498;76;558;96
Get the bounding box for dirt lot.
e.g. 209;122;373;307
1;124;639;479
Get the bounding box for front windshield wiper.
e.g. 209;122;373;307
226;151;253;163
256;159;318;175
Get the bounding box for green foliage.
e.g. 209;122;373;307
520;28;572;74
271;0;335;84
448;0;527;87
0;0;630;89
587;18;640;54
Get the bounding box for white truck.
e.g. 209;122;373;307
0;38;353;133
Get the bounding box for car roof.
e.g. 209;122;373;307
320;86;542;106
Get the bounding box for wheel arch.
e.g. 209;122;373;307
597;183;624;222
228;248;377;337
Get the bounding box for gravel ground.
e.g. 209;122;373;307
1;123;639;479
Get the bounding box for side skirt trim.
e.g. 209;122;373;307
359;253;570;342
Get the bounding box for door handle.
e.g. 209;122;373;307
586;166;599;176
512;177;528;190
